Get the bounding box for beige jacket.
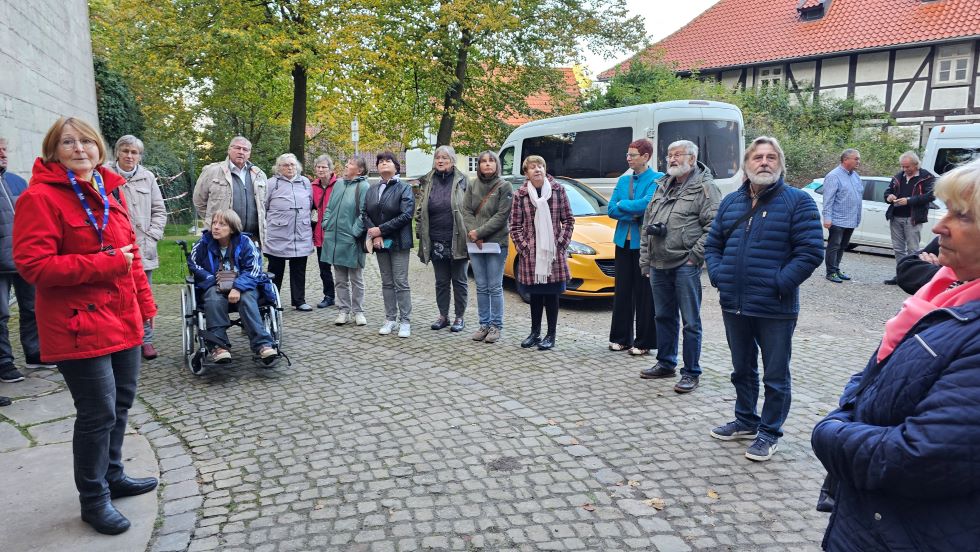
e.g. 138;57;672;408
194;158;268;242
116;165;167;270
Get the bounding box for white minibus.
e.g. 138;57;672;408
922;123;980;177
498;100;745;197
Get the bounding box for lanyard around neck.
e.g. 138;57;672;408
67;169;110;248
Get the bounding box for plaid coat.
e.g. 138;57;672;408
509;176;574;286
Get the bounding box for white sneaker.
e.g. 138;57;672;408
334;311;351;325
398;323;411;338
354;313;367;326
379;320;396;335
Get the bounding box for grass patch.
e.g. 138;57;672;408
155;224;198;284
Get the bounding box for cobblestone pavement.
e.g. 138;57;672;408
139;252;893;552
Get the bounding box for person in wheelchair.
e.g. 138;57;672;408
189;209;278;365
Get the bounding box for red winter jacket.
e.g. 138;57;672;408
311;174;336;248
13;159;156;362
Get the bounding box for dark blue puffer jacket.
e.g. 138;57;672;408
188;230;276;303
812;300;980;551
704;179;824;319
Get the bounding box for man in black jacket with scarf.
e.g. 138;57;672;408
884;151;935;285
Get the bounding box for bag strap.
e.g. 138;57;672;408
476;181;504;217
720;185;783;243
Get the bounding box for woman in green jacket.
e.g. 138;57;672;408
461;151;512;343
415;145;469;332
321;157;370;326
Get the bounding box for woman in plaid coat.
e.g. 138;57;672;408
509;155;574;350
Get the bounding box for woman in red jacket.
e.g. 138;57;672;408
13;117;158;535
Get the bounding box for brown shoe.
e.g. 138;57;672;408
141;344;158;360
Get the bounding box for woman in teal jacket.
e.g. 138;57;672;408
606;139;662;355
321;157;370;326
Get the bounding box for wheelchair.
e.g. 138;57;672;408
176;240;285;376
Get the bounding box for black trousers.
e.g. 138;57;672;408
609;243;656;349
315;246;335;300
266;254;308;307
60;347;141;508
825;225;855;275
530;293;559;336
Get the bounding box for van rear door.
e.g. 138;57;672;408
653;106;743;194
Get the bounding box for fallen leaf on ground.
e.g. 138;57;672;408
707;490;720;499
628;480;640;487
547;419;558;425
644;498;666;510
569;438;579;445
581;503;596;511
313;501;325;510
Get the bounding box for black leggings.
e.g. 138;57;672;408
529;293;559;336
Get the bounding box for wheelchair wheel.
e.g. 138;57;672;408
265;285;284;350
181;286;208;376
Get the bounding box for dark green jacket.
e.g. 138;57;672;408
461;174;512;246
415;167;468;263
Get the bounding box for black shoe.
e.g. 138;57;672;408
431;317;450;330
826;273;843;283
884;278;898;285
0;364;24;383
109;475;159;499
674;375;700;393
520;333;541;348
836;271;851;281
0;396;10;407
317;296;334;308
537;334;556;350
24;354;57;369
640;363;676;379
81;502;131;535
296;303;313;312
450;318;465;332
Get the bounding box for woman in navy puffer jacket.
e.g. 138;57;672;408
812;159;980;551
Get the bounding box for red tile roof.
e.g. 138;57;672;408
600;0;980;78
502;68;582;126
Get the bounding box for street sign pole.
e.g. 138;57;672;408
351;118;359;156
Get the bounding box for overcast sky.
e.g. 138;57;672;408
583;0;720;77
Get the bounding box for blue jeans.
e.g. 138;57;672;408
469;246;508;328
650;264;703;376
722;312;797;438
59;346;141;507
202;286;273;352
0;272;41;365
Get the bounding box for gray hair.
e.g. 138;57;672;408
211;209;243;234
667;140;698;158
348;157;368;176
743;136;787;178
841;148;861;162
476;150;501;178
114;135;145;156
314;154;334;171
935;158;980;232
899;151;921;166
229;136;252;149
274;152;302;175
433;145;457;168
0;136;7;146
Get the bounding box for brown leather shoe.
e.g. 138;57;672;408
141;344;158;360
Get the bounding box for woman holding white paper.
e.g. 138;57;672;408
461;151;513;343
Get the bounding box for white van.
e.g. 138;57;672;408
922;123;980;177
497;100;745;197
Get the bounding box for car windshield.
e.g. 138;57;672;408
560;180;606;216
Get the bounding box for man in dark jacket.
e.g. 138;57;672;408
704;136;824;462
0;137;51;391
883;151;935;285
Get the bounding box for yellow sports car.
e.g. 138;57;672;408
504;176;617;301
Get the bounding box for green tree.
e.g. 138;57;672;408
93;56;145;146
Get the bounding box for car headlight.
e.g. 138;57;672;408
567;240;596;256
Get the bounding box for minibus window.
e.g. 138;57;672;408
522;127;632;179
933;147;980;176
657;120;740;179
500;146;515;175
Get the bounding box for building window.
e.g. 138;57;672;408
467;156;479;172
934;43;972;85
759;66;782;88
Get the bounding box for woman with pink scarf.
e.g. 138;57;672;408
811;159;980;551
508;155;574;351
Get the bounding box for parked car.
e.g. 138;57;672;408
802;176;946;250
503;176;616;301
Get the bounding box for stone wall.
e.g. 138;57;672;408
0;0;98;180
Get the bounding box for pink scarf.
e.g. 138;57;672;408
877;266;980;362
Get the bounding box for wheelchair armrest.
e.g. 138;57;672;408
185;276;195;284
265;272;276;280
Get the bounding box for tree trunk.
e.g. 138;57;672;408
289;63;308;166
435;29;473;147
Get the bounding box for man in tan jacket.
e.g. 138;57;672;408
194;136;267;243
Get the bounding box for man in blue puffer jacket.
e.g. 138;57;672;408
704;136;824;461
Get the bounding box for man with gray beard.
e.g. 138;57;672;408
638;140;721;394
704;136;824;462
